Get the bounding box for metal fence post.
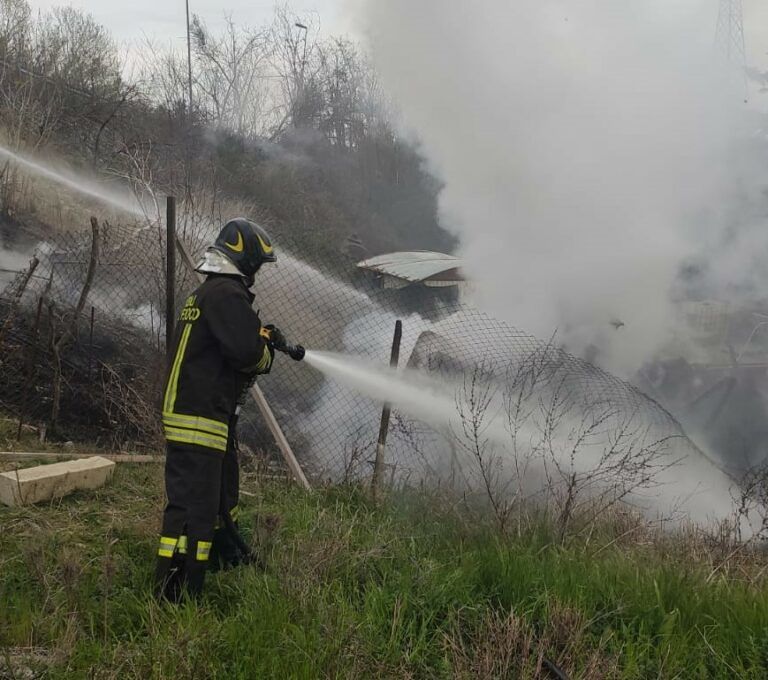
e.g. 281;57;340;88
88;305;95;382
372;319;403;495
166;196;176;359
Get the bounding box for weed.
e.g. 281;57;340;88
1;465;767;678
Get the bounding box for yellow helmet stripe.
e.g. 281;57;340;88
225;230;245;253
256;233;273;254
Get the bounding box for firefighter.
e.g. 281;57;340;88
154;218;286;602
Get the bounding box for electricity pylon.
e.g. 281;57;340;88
715;0;748;99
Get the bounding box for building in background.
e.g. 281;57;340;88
356;250;468;316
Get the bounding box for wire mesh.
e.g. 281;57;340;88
242;232;708;485
0;218;165;449
0;212;710;487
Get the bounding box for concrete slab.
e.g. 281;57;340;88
0;452;162;463
0;456;116;507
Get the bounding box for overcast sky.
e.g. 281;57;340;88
25;1;768;83
27;0;358;50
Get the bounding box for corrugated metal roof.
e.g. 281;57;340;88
356;250;464;284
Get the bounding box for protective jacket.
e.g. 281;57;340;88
162;275;273;453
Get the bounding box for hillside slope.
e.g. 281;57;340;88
2;462;767;679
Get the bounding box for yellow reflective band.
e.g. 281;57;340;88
162;412;229;438
164;426;228;452
196;541;212;561
158;536;178;558
177;535;188;555
256;345;272;372
163;324;193;414
229;505;240;521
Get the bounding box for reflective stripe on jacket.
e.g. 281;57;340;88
162;275;273;451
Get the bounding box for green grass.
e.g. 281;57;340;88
1;464;767;679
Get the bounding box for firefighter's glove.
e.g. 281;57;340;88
262;324;287;352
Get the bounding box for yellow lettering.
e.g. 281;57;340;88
179;307;201;322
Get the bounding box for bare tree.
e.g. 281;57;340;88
269;4;325;135
190;15;273;139
34;7;121;96
0;2;59;150
138;37;191;121
0;0;31;61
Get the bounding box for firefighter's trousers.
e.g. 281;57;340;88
154;437;242;601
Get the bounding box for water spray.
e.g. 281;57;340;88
0;144;148;219
0;143;745;531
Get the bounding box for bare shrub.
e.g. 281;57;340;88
451;345;679;542
98;360;162;451
697;464;768;582
340;425;374;484
452;362;516;533
732;464;768;542
48;216;99;434
538;392;677;543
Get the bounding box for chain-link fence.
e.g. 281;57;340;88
244;233;716;488
0;204;717;495
0;217;166;450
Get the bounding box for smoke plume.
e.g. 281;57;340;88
357;0;766;377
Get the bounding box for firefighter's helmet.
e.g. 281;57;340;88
210;218;277;277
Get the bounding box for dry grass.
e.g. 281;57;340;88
1;465;768;678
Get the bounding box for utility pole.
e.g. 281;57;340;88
294;22;308;127
165;196;176;361
184;1;194;221
185;0;194;116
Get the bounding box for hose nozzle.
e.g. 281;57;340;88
282;344;305;362
262;326;305;361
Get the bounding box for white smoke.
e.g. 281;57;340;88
0;247;36;290
357;0;766;378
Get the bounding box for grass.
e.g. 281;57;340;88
0;415;113;457
1;464;768;679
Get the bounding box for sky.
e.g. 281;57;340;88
27;0;358;52
24;0;768;75
745;1;768;71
